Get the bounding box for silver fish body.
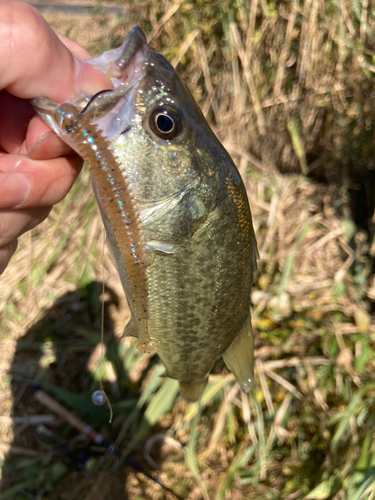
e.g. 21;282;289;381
33;26;258;401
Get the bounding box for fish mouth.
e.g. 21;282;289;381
92;25;148;81
32;26;151;141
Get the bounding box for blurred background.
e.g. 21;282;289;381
1;1;375;498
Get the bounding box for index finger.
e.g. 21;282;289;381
0;1;112;101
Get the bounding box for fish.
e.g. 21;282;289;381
32;26;258;401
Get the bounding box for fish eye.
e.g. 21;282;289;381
149;106;182;140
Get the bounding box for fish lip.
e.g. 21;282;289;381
32;26;179;144
31;79;141;141
31;96;70;137
32;26;149;118
88;25;148;78
88;26;150;88
109;25;148;77
32;96;60;116
32;27;151;141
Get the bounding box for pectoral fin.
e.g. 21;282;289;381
137;184;193;226
146;240;181;254
222;315;254;393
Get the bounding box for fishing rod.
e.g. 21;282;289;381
32;387;183;500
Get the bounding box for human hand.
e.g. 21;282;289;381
0;0;112;274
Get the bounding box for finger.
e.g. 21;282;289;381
24;114;75;159
0;154;83;209
57;33;91;59
27;129;74;160
0;91;71;158
0;92;76;157
0;239;18;274
0;1;112;101
0;90;35;153
0;206;51;248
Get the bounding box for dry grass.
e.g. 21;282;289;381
1;1;375;499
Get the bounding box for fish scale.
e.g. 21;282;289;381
33;25;258;401
147;192;252;393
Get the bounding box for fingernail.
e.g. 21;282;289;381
0;172;30;208
75;57;113;95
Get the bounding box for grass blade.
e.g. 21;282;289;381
185;402;209;500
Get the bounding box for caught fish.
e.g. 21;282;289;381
32;26;258;401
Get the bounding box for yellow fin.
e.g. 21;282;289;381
123;315;138;337
222;315;254;393
179;378;208;402
124;317;160;354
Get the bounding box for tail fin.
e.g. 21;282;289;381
222;315;254;393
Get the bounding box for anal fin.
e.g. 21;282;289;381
179;377;208;402
124;315;138;338
222;315;254;393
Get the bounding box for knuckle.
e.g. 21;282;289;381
2;2;50;67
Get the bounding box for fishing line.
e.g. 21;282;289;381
80;89;113;115
91;231;113;423
32;387;183;500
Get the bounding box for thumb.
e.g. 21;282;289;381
0;1;112;101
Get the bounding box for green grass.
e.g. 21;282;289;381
1;1;375;499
